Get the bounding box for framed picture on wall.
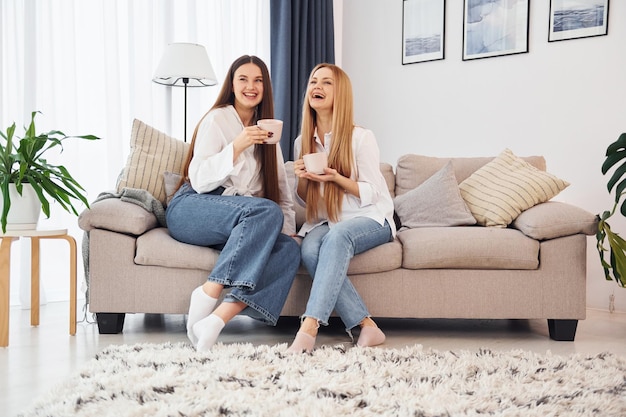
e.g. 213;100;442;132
402;0;445;65
548;0;609;42
462;0;529;61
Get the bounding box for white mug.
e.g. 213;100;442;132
303;152;328;174
257;119;283;144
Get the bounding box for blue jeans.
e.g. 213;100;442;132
165;183;300;326
300;217;392;330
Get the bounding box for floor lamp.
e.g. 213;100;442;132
153;43;217;142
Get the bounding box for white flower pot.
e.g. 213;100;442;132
1;183;41;230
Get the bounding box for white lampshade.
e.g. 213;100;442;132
153;42;217;87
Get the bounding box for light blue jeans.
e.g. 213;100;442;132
165;182;300;326
300;217;392;331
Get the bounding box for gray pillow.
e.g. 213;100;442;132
393;162;476;229
163;171;183;206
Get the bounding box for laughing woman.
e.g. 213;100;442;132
166;55;300;351
287;63;396;353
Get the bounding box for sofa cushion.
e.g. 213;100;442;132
78;198;158;235
397;226;540;270
394;162;476;228
512;201;598;240
135;227;220;270
394;154;546;197
136;227;402;274
116;119;190;206
459;149;569;227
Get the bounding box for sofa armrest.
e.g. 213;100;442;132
511;201;598;240
78;198;159;236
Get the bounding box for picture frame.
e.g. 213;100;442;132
402;0;445;65
462;0;529;61
548;0;609;42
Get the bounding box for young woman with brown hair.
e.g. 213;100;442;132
166;55;300;351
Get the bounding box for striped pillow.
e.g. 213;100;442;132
116;119;190;206
459;149;569;227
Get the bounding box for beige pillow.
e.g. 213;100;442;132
77;198;159;235
459;149;570;227
116;119;190;205
512;201;598;240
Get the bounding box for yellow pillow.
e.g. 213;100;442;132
459;149;569;227
116;119;189;205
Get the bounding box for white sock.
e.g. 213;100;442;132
193;314;225;352
187;286;218;346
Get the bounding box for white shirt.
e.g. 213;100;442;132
188;105;296;235
293;126;396;238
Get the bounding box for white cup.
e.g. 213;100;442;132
303;152;328;174
257;119;283;144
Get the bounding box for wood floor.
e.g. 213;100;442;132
2;301;626;416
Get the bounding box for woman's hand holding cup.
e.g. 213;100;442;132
233;126;272;159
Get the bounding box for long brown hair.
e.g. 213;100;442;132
179;55;280;203
299;63;355;222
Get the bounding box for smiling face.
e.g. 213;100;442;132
232;62;264;113
307;66;335;114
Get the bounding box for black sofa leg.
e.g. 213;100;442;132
96;313;126;334
547;319;578;341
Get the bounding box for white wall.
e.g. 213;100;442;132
340;0;626;312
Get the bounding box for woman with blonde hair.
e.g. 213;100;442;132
166;55;300;351
287;63;396;353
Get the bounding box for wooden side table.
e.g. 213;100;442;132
0;228;77;347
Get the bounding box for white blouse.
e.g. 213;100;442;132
188;105;296;235
293;126;396;238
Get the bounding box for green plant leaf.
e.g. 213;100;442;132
614;181;626;203
598;134;626;288
28;181;51;218
597;220;626;288
0;181;10;233
602;149;626;179
606;163;626;193
604;132;626;156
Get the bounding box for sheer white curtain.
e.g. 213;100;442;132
1;0;270;305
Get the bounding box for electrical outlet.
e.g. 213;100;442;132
609;293;615;313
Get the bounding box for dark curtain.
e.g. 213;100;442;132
270;0;335;161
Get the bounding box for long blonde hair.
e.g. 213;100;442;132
299;63;354;222
179;55;280;203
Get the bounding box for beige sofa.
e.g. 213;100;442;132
78;152;598;341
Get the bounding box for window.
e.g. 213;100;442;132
1;0;269;304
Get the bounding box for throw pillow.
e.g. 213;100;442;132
512;201;598;240
459;148;570;227
77;198;159;235
393;161;476;228
116;119;190;205
163;171;183;206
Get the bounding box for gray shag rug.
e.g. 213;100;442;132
18;342;626;417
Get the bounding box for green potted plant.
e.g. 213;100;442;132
0;111;99;233
597;132;626;288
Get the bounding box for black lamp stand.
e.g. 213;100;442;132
183;77;189;142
